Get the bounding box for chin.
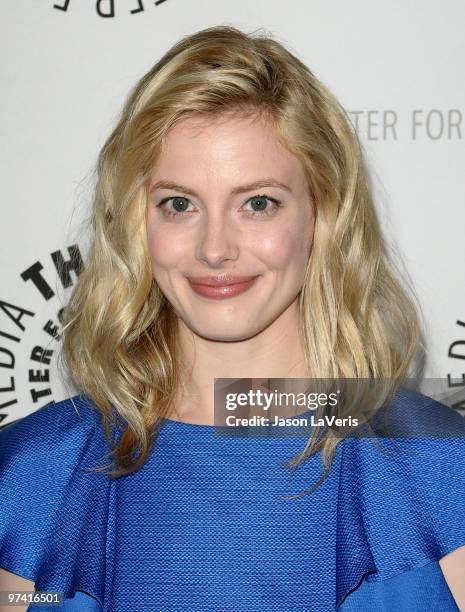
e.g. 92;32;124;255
190;322;261;343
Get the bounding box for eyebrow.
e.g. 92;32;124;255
150;178;292;197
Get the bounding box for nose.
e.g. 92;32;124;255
195;209;239;268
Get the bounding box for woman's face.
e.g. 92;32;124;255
146;112;315;342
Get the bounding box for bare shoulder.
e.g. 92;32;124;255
0;567;34;612
439;544;465;611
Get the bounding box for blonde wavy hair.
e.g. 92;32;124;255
60;25;427;489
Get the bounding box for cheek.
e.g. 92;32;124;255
147;225;185;271
255;223;311;269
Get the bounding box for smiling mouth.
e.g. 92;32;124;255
186;276;259;300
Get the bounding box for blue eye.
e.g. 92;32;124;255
156;194;282;218
244;195;282;217
157;196;194;217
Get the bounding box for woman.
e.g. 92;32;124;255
1;25;465;612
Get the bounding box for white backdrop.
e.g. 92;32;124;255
1;1;464;425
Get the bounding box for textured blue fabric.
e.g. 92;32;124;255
0;389;465;611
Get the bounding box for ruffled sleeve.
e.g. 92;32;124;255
336;387;465;610
0;394;116;611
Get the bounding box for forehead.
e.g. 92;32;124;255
151;112;306;186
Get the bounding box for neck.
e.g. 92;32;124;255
168;298;309;424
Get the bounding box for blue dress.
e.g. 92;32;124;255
1;388;465;611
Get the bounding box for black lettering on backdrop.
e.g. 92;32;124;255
449;341;465;360
44;319;60;341
0;377;15;393
53;0;169;16
53;0;71;10
448;321;465;410
0;248;83;423
131;0;144;14
30;387;52;403
21;246;83;298
449;320;465;360
0;347;14;369
57;306;66;326
0;330;20;343
0;397;17;415
51;245;83;288
0;300;35;332
29;369;50;383
96;0;115;17
21;262;55;300
31;346;53;366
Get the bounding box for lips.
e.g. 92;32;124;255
187;275;258;287
186;275;259;299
